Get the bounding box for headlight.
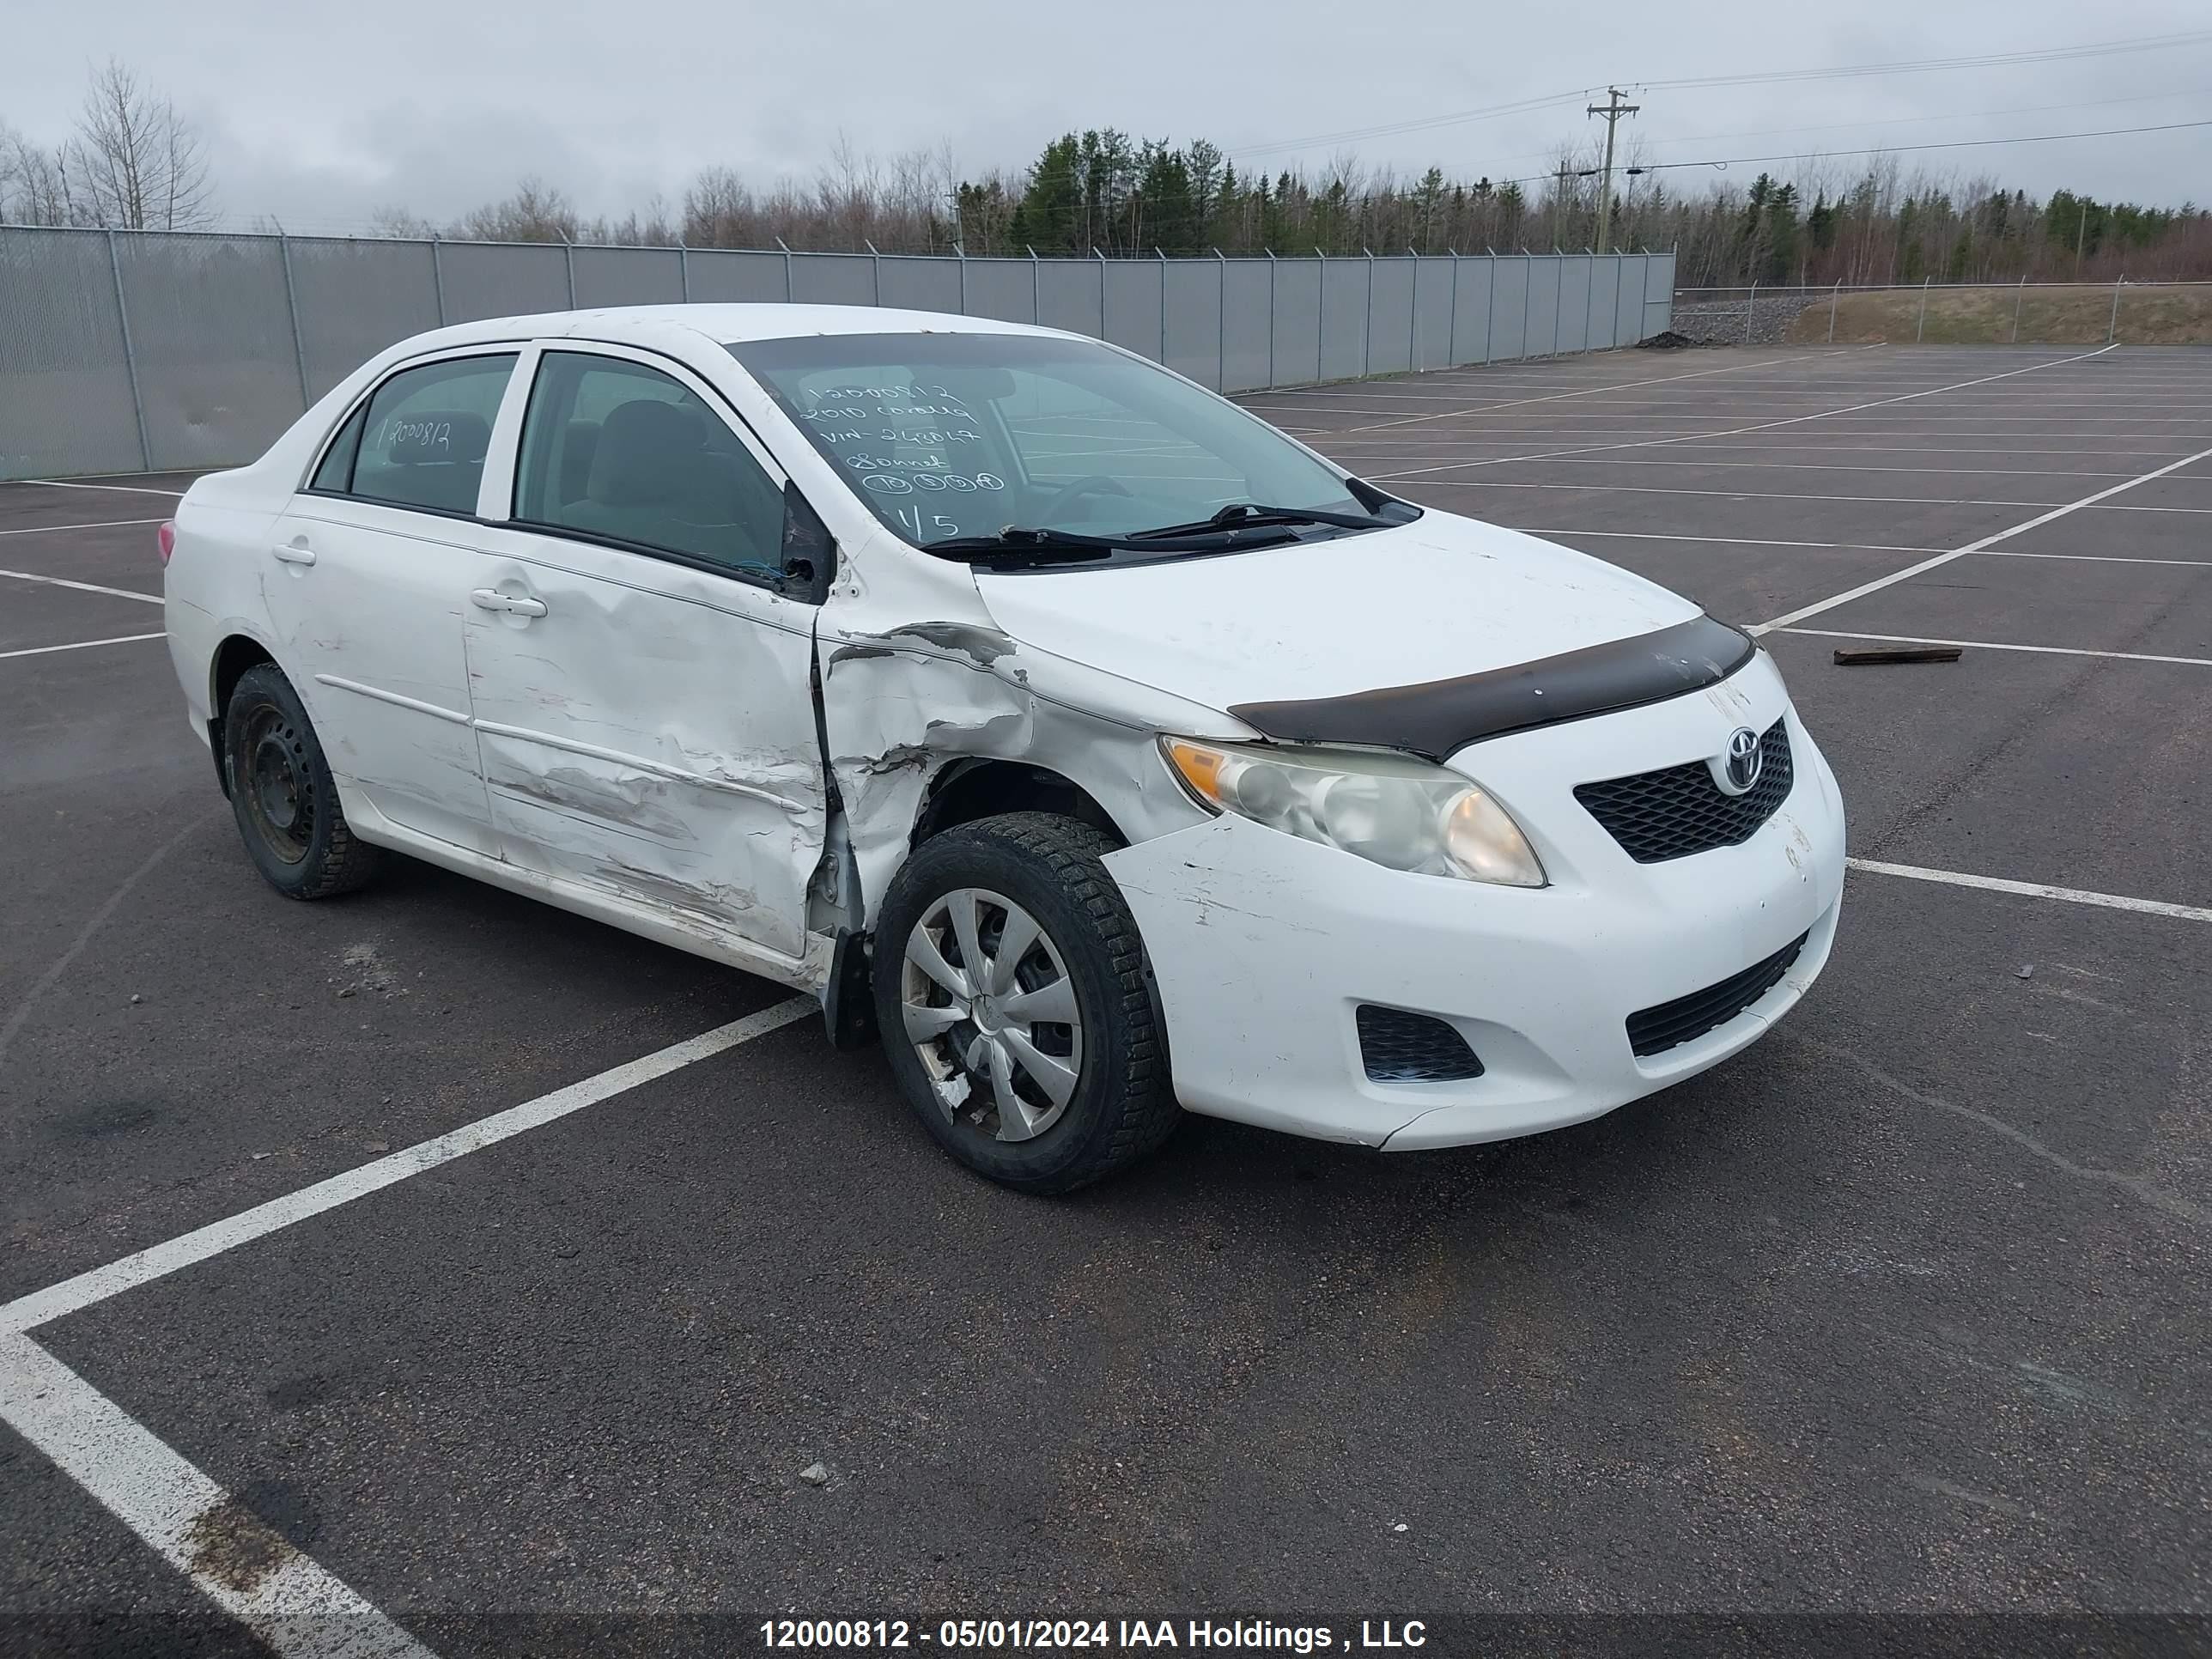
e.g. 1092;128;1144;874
1162;736;1545;887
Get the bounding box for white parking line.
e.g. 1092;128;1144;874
1521;528;1943;553
0;631;167;660
13;478;186;497
1753;441;2212;634
0;994;815;1656
1;996;815;1335
0;516;167;537
1514;528;2212;568
0;568;161;604
0;1335;435;1659
1327;349;1863;434
1423;457;2142;481
1775;628;2212;669
1365;345;2120;482
1395;478;2212;513
1848;859;2212;925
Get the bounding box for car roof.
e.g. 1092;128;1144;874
390;303;1067;359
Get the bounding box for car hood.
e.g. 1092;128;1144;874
970;512;1704;714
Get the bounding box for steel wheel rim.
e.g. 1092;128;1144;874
900;887;1083;1144
241;706;314;865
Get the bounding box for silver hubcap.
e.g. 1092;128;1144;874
901;888;1083;1143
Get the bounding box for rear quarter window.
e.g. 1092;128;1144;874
335;354;518;516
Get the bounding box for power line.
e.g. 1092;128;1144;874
1630;118;2212;178
1639;86;2204;154
1226;89;1595;161
1223;27;2212;161
1636;30;2212;91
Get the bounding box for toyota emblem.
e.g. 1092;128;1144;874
1720;726;1763;794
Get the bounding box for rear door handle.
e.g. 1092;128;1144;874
470;588;548;618
271;544;316;566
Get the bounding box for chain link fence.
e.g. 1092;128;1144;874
0;228;1677;480
1668;280;2212;349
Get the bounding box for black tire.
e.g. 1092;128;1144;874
872;812;1178;1194
222;663;383;900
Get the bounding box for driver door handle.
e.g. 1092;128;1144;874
271;543;316;566
471;588;548;618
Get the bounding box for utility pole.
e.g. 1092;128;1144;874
1586;86;1640;255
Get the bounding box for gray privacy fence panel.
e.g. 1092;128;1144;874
1614;254;1649;344
1585;258;1621;349
1366;259;1417;376
289;238;441;400
1644;252;1677;337
877;257;962;314
1486;258;1531;361
0;228;142;477
1524;259;1562;357
683;248;787;302
1449;256;1495;364
787;252;875;307
963;259;1037;325
439;240;569;323
1410;258;1453;372
1319;259;1370;381
1270;258;1322;386
1554;257;1594;354
1102;261;1163;361
1036;260;1104;337
0;227;1674;478
574;246;683;308
1220;261;1273;392
116;234;299;471
1161;261;1223;389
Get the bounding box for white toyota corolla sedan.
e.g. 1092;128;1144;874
161;304;1845;1191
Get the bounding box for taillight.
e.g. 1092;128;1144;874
156;520;176;566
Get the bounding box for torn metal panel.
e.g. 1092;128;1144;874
815;528;1239;927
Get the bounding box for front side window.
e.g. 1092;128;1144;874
511;351;787;584
343;353;516;515
727;331;1408;561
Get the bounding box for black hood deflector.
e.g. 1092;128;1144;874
1228;614;1756;763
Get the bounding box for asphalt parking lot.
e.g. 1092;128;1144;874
3;344;2208;1656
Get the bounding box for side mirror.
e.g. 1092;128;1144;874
778;481;836;605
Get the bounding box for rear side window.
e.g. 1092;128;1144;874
310;405;367;493
342;354;518;515
512;351;786;584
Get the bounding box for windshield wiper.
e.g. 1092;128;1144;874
1125;501;1397;540
922;526;1123;565
924;520;1301;565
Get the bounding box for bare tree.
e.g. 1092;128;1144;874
1;117;87;226
368;204;440;239
68;59;213;229
456;177;578;242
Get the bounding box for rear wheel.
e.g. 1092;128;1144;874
223;663;383;899
872;813;1178;1194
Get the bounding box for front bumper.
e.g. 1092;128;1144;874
1103;650;1845;1149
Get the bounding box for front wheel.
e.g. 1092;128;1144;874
223;663;384;900
872;813;1178;1194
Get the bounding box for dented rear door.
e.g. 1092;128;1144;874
459;343;829;970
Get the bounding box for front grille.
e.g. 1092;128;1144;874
1626;932;1808;1058
1575;719;1794;863
1356;1006;1485;1083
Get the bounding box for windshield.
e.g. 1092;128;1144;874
726;331;1402;557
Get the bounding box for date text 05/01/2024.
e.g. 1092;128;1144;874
758;1618;1430;1650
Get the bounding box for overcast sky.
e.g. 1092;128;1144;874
6;0;2208;232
